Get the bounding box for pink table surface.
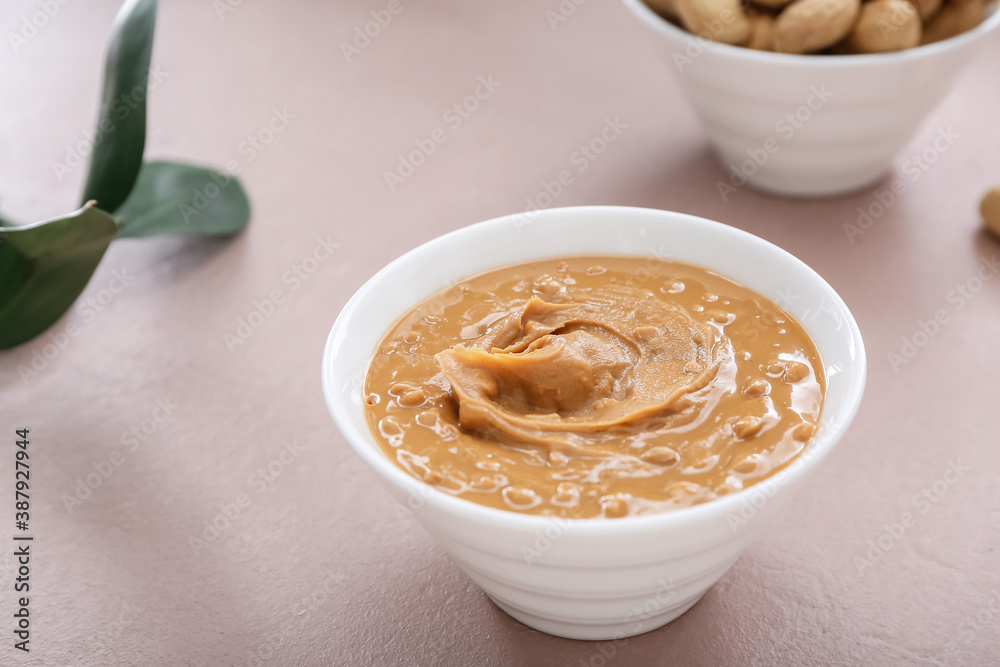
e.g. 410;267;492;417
2;0;999;665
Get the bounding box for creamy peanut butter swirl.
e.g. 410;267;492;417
436;288;725;455
364;256;824;519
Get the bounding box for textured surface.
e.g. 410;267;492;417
0;0;998;665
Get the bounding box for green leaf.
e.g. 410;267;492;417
0;204;118;349
80;0;158;214
114;161;251;238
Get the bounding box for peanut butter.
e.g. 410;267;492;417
364;256;824;519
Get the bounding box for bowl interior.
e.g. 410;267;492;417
322;206;866;529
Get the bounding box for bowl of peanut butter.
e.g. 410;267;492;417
322;206;866;640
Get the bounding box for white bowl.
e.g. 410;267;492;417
322;206;866;640
623;0;1000;197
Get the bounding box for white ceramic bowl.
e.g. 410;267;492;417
623;0;1000;197
322;206;866;640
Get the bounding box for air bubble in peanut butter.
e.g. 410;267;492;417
642;447;680;467
364;256;824;519
503;486;541;509
601;494;630;518
415;409;438;428
548;451;569;466
553;483;581;507
733;415;765;439
783;361;810;383
792;421;817;441
377;417;404;447
398;389;426;408
471;475;497;491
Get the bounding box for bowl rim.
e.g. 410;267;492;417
622;0;1000;66
322;206;867;535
